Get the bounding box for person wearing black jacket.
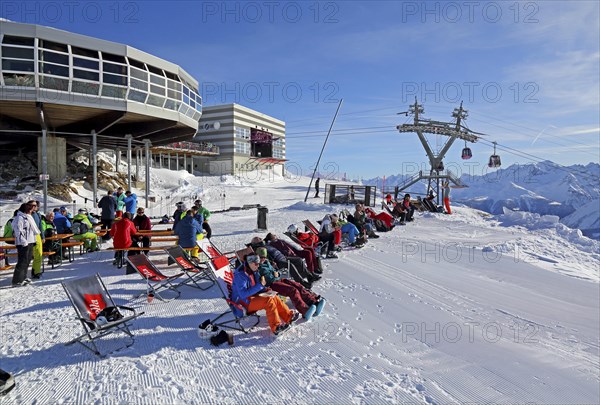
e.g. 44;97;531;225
98;190;117;240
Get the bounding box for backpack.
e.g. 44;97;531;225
72;219;89;235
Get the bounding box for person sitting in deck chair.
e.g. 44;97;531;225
249;236;315;289
354;203;379;240
319;214;342;258
231;254;299;335
402;194;417;222
265;232;321;277
256;247;325;321
174;210;204;258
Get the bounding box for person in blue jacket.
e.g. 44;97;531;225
53;207;72;234
231;254;297;335
174;210;203;257
123;190;137;215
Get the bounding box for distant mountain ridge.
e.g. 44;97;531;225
364;161;600;239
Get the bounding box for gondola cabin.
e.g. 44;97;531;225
461;147;472;160
488;154;501;168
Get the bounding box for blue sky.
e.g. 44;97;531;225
3;1;599;179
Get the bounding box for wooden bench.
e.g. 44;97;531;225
61;241;85;261
5;251;57;271
0;264;13;271
149;237;180;243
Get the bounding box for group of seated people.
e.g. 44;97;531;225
230;199;408;335
232;231;328;335
384;193;418;225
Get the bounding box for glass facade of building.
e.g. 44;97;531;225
1;34;202;121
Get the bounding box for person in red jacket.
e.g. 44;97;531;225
110;212;139;265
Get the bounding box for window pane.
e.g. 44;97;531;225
147;94;165;107
130;67;147;80
73;57;98;70
72;46;98;58
40;76;68;91
2;59;34;72
40;40;68;52
150;75;165;86
103;73;127;85
72;81;99;95
130;77;147;91
128;90;147;103
183;86;189;96
2;36;34;46
167;89;179;99
150;84;164;95
40;50;69;65
39;62;69;77
2;46;34;59
103;62;127;75
103;53;126;63
2;73;34;86
74;69;99;81
102;85;127;99
164;99;176;110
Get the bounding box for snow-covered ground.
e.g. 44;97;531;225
1;169;598;404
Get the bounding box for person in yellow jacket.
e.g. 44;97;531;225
72;209;99;251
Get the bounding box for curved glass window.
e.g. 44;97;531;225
128;90;147;103
2;59;34;72
74;69;99;81
130;67;147;80
130;77;148;92
39;50;69;65
150;84;164;95
74;57;99;70
2;36;34;46
103;62;127;75
150;74;165;86
40;75;68;91
147;94;165;107
2;46;34;59
72;81;99;96
102;85;127;99
39;62;69;77
104;73;127;86
3;73;34;87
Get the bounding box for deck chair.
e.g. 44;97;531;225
62;273;143;356
197;238;260;333
164;246;215;291
302;219;321;236
126;254;184;302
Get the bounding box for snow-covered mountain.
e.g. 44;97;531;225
364;161;600;239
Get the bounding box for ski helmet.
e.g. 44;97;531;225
287;224;297;234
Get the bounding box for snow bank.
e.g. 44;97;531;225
498;207;560;230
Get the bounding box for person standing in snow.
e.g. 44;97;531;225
123;190;137;215
11;202;40;286
98;190;117;240
314;177;320;198
194;199;212;239
114;187;126;214
442;181;452;215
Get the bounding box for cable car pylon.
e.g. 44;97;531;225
395;99;499;204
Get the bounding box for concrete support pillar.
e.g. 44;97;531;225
168;153;171;170
37;136;66;182
92;130;97;208
144;140;151;208
175;153;179;171
115;149;121;172
125;134;132;190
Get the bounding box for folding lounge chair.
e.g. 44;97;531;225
164;246;215;291
62;273;144;356
302;219;321;236
197;239;260;333
126;254;184;302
